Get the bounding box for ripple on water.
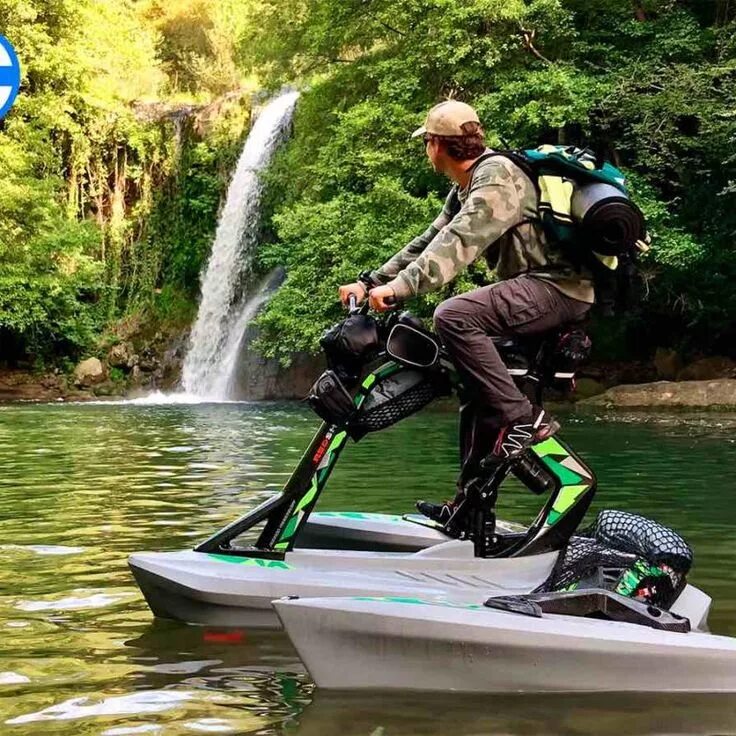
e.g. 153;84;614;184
0;544;85;556
0;403;735;735
0;672;31;685
16;591;133;612
6;690;194;724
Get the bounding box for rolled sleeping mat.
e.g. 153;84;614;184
571;183;646;256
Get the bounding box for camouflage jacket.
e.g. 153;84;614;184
369;153;595;303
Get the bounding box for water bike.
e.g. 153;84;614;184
129;300;736;693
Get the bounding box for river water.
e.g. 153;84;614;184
1;402;735;734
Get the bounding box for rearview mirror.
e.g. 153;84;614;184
385;323;440;369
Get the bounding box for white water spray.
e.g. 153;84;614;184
181;91;299;400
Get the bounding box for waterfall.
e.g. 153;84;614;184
181;91;299;400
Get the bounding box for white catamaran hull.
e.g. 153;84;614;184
129;534;557;630
273;592;736;694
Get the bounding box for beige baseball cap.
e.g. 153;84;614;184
411;100;481;138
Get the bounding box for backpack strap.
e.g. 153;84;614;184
446;150;539;222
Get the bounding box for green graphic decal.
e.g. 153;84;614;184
294;479;318;515
275;429;349;550
208;554;292;569
361;374;376;390
615;559;668;598
547;484;589;525
375;361;401;379
313;512;404;522
352;596;483;610
279;515;299;541
540;456;583;487
329;430;347;452
273;362;406;552
532;436;567;459
531;437;595;528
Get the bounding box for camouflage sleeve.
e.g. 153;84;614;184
368;188;458;285
385;160;522;298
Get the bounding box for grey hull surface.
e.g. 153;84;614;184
297;512;524;551
129;540;558;629
296;512;450;551
130;512;534;629
274;592;736;694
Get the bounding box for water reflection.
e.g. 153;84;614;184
0;403;735;733
294;691;736;735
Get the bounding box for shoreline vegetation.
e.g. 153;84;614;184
1;350;735;408
2;1;735;396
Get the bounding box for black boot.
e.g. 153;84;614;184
416;495;463;525
486;405;559;463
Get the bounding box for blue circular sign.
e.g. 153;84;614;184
0;36;21;120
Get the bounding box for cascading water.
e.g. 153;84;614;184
181;91;299;400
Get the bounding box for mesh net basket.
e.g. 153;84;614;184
349;371;441;436
540;510;692;608
592;509;693;574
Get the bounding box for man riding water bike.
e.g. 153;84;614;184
338;100;593;524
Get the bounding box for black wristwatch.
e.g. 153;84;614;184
358;270;378;291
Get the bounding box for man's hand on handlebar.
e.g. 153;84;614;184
368;285;396;312
338;282;367;307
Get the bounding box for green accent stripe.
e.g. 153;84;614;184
328;431;346;451
207;554;291;569
352;596;483;610
280;515;298;540
277;429;349;547
546;483;590;525
295;478;319;514
532;436;567;459
375;361;401;378
541;456;583;486
313;512;404;521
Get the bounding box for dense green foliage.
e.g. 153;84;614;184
3;0;735;371
0;0;252;365
244;0;736;362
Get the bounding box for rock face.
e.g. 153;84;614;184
232;348;323;400
230;321;322;400
73;357;105;387
678;356;736;382
108;342;136;370
653;348;683;380
580;379;736;409
573;377;607;400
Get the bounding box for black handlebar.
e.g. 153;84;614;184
345;290;399;315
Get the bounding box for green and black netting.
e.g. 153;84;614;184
540;510;693;609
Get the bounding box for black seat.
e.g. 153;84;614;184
492;321;592;404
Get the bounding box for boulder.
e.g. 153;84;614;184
108;342;136;369
573;377;607;400
93;382;119;397
580;379;736;409
678;356;736;382
653;348;683;381
138;347;159;372
73;357;105;387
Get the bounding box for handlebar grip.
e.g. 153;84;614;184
385;295;397;307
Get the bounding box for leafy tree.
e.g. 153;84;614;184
244;0;736;360
0;0;252;363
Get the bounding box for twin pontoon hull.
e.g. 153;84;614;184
129;515;555;630
273;593;736;694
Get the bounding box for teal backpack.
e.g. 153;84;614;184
485;145;649;315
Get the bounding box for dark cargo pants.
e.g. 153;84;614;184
433;275;590;489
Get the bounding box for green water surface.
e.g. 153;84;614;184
0;401;735;734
